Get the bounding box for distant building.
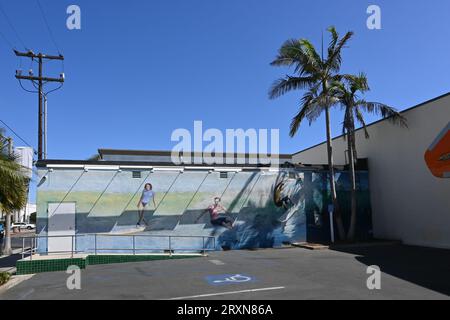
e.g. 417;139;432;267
17;203;36;223
14;147;34;179
14;147;34;223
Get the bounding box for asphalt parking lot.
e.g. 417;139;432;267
1;244;449;300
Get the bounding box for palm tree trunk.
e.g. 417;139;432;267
325;106;345;240
1;213;12;256
347;131;357;240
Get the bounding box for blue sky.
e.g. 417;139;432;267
1;0;450;163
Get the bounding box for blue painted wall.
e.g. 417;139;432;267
36;167;371;253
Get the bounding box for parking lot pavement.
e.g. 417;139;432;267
0;244;449;300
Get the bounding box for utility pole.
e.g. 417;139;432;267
14;50;64;160
44;94;48;159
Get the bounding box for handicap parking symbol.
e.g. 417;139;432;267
206;274;256;286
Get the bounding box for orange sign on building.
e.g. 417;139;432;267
424;122;450;178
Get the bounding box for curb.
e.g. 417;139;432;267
0;274;34;295
291;243;329;250
0;267;16;274
291;240;402;251
0;248;24;259
0;248;28;259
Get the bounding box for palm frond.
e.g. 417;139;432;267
289;88;322;137
298;39;323;74
327;26;339;59
354;108;370;139
0;151;29;214
270;39;303;67
268;76;316;99
359;101;408;128
326;30;354;72
348;73;369;94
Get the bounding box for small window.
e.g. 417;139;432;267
132;171;141;179
220;172;228;179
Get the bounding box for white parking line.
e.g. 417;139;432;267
208;259;225;265
167;286;285;300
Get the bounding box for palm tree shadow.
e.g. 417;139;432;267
330;244;450;296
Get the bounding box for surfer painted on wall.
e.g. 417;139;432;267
273;174;306;235
274;182;294;209
196;197;234;229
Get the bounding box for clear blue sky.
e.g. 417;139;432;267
1;0;450;162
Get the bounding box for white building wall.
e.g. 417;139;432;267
19;203;36;223
14;147;34;179
292;94;450;249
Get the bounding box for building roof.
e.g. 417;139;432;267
35;159;281;168
98;149;292;159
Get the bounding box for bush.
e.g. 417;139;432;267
0;272;11;286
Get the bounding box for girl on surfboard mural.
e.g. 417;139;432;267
136;183;156;226
196;197;234;230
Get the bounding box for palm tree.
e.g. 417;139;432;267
269;27;353;240
333;74;407;240
0;130;29;255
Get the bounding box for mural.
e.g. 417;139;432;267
425;121;450;178
36;166;372;253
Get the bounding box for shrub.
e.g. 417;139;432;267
0;272;11;286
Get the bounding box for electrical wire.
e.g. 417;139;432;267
30;77;63;96
0;2;28;50
0;118;36;151
0;28;14;50
45;82;64;96
36;0;60;54
17;79;39;94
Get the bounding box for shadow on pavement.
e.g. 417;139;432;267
330;244;450;296
0;254;22;269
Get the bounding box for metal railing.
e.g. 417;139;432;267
20;233;216;260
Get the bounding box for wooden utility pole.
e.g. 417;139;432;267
14;50;64;160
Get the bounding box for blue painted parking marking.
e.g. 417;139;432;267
205;274;256;286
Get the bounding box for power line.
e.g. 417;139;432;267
18;78;39;94
0;29;14;50
0;118;36;151
36;0;60;54
0;2;28;50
